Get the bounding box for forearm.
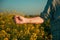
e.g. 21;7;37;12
26;17;44;24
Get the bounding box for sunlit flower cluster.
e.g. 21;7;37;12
0;12;52;40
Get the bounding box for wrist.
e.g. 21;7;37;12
26;18;32;23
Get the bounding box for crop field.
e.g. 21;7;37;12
0;12;52;40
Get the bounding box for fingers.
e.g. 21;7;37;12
14;15;26;24
15;15;24;21
14;15;22;24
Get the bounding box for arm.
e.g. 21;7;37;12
14;15;44;24
27;17;44;24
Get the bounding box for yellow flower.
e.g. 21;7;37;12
1;25;5;29
1;20;5;24
6;28;11;32
31;26;35;30
35;29;40;33
8;22;11;24
1;30;7;35
4;37;9;40
41;31;44;36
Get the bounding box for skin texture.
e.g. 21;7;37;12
14;15;44;24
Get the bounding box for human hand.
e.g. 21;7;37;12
14;15;28;24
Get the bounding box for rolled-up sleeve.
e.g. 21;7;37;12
40;0;56;21
40;7;51;21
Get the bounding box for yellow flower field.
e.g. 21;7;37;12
0;12;52;40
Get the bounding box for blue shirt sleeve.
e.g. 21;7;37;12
40;0;55;21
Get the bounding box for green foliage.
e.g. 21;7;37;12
0;12;52;40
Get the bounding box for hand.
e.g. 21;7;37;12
14;15;28;24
